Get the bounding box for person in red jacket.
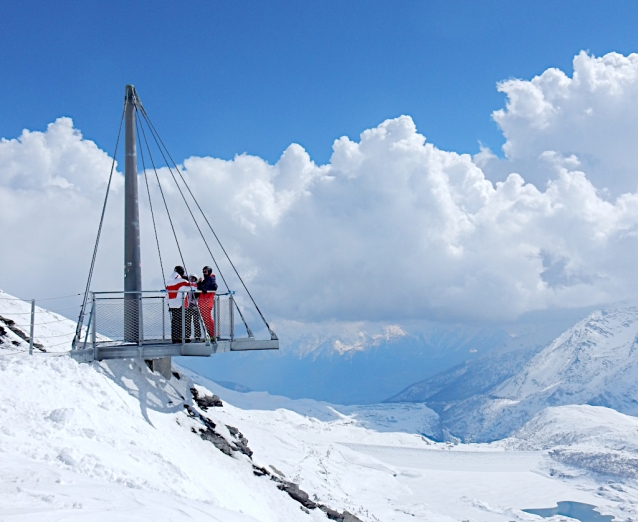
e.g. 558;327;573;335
197;266;218;339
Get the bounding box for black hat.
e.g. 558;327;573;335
203;266;213;274
174;265;185;275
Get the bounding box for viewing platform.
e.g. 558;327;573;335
70;290;279;363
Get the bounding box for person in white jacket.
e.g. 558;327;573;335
166;266;190;343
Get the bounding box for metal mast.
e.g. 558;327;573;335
124;85;142;342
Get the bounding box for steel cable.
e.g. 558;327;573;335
136;108;167;287
3;305;82;315
137;108;257;336
137;109;226;289
72;104;126;349
135;106;188;277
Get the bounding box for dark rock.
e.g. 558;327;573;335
199;428;234;456
277;481;317;510
252;465;271;477
319;504;342;520
0;315;44;351
255;469;365;520
0;326;6;337
201;416;217;431
0;316;15;327
185;403;251;459
184;404;216;429
172;371;181;380
233;438;253;458
317;506;364;522
190;387;223;410
224;424;253;457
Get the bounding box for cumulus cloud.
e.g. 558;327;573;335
0;118;124;300
3;51;638;327
481;51;638;195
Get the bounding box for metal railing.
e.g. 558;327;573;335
74;290;238;349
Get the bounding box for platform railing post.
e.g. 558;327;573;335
162;296;166;340
91;293;97;349
29;299;35;355
214;295;219;340
202;305;210;346
181;301;185;345
138;294;144;346
229;294;234;342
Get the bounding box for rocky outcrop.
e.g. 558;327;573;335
190;387;223;410
251;464;363;521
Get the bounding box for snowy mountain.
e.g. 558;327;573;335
507;404;638;480
2;291;638;521
390;307;638;442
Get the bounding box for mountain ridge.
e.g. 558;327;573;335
388;307;638;442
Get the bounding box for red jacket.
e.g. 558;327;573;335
166;271;191;308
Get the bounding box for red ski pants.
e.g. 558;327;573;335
198;293;215;338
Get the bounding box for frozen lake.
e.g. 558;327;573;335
340;442;612;521
524;501;615;521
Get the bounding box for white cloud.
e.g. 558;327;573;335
484;51;638;194
4;51;638;327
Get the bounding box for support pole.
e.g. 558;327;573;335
29;299;35;355
124;85;142;343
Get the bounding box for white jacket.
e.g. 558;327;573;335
165;271;191;308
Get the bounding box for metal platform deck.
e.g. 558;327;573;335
70;337;279;363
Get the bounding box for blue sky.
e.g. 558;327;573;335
5;1;638;325
3;0;638;165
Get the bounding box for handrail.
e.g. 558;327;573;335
92;289;235;296
92;290;166;295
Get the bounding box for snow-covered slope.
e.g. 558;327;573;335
3;291;638;521
497;308;638;410
469;308;638;441
507;404;638;481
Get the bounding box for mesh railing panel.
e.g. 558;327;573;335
93;294;239;345
142;297;169;340
94;295;169;346
92;292;237;346
216;295;233;340
94;298;126;343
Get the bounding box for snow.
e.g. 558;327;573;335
1;290;638;521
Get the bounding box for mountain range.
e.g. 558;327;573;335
178;315;578;405
389;307;638;442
